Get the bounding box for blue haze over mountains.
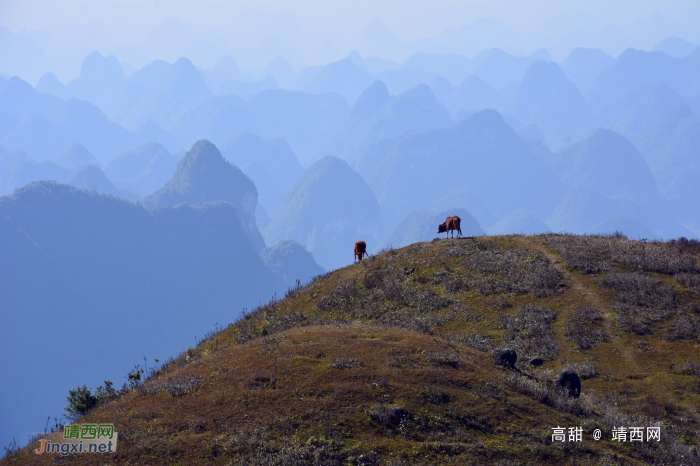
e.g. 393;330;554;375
1;2;700;449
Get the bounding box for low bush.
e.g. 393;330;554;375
500;305;560;359
599;272;676;334
446;332;495;352
418;385;451;404
564;306;609;350
675;273;700;295
665;313;700;341
505;372;592;416
140;375;204;396
426;350;461;368
330;358;362;369
470;382;504;400
386;355;417;368
368;404;408;429
246;377;276;391
564;361;600;380
667;237;700;255
541;233;698;274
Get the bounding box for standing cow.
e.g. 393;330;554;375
354;241;367;262
437;216;462;239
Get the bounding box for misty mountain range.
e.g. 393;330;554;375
1;35;699;448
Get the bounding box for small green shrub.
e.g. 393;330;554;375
63;380;116;421
64;384;98;420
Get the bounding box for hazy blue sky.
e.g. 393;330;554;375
1;0;699;82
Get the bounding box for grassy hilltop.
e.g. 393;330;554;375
4;234;700;465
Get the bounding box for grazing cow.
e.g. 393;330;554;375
354;241;367;262
437;216;462;239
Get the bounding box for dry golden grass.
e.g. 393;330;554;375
5;234;700;465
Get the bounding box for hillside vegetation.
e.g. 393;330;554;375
5;234;700;465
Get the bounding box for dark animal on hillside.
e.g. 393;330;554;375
437;216;462;239
354;241;367;262
491;348;517;368
529;357;544;366
555;369;581;398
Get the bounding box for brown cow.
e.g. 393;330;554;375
354;241;367;262
437;216;462;239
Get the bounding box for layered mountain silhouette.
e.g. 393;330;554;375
239;161;286;221
1;80;142;162
49;98;139;163
68;165;140;202
121;57;214;131
171;89;349;165
367;109;565;230
0;181;277;451
0;76;63;117
507;60;592;149
487;209;550;235
587;48;699;112
470;48;552;91
260;56;296;89
142;140;265;251
635;103;700;188
198;56;244;93
54;143;102;170
64;51;127;111
34;52;185;157
508;60;571;123
610;83;686;140
634;103;700;232
302;58;375;105
380;208;484;249
220;131;304;199
260;240;325;293
652;36;700;58
103;59;172;123
541;129;657;200
104;142;181;197
35;72;69;100
402;48;551;91
546;184;625;234
540;129;695;239
217;75;278;98
375;67;439;95
0;147;34;175
560;48;614;94
436;75;504;116
350;131;415;181
317;82;453;164
0;157;75;196
264;156;382;270
545;183;692;240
